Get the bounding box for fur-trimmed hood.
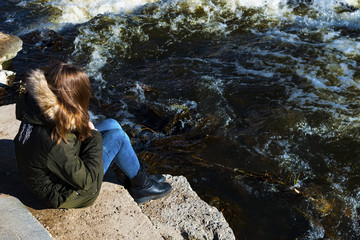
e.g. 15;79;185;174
17;69;76;130
25;69;59;122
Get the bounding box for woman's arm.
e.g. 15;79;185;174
46;131;103;190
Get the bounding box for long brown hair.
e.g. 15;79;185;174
45;62;92;144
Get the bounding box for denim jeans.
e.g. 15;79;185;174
95;119;140;178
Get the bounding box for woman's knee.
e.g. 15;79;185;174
96;118;122;131
103;118;121;129
107;128;130;146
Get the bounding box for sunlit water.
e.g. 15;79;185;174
2;0;360;239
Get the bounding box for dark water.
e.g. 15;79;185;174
2;0;360;239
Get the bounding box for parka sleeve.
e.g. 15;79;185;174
46;130;104;190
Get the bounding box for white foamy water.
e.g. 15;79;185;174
19;0;360;96
19;0;160;24
16;0;360;30
328;37;360;57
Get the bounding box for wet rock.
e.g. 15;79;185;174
0;32;23;69
0;70;16;86
0;32;22;88
0;87;7;98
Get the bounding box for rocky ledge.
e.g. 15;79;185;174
0;104;235;239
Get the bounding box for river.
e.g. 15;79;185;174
1;0;360;239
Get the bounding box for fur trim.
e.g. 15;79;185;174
26;69;59;121
26;69;77;130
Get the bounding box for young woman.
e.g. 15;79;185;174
14;62;171;208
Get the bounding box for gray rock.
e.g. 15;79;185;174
29;182;165;240
0;32;22;88
141;175;236;240
0;195;54;240
0;32;23;70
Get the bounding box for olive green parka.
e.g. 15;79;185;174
14;69;104;208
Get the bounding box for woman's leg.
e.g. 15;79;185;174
97;119;171;204
95;118;123;132
96;119;140;177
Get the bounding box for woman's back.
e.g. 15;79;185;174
14;66;104;209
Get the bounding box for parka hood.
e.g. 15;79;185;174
25;69;59;122
16;69;63;127
17;68;77;130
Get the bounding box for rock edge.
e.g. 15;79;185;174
0;103;235;240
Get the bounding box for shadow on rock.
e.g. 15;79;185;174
0;139;47;209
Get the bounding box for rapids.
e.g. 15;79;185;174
1;0;360;239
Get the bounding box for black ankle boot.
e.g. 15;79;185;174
150;173;165;183
129;165;171;204
140;162;165;183
116;168;165;189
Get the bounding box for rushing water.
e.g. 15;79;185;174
2;0;360;239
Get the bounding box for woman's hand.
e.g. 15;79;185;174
89;121;96;130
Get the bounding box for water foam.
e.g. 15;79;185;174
64;0;360;88
48;0;159;24
16;0;360;33
328;37;360;57
305;220;325;239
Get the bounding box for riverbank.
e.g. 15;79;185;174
0;30;234;239
0;104;235;239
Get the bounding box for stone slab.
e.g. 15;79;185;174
0;195;54;240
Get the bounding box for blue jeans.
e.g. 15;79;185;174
95;119;140;178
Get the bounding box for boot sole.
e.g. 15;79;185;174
135;186;172;204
